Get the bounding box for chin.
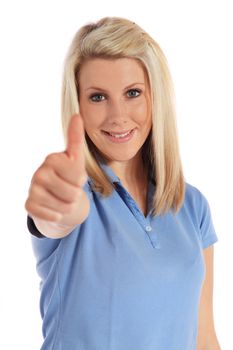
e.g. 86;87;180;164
102;150;140;163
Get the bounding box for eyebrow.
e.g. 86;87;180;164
85;82;145;92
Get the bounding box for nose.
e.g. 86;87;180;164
107;99;128;125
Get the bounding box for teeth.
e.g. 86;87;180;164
109;131;131;138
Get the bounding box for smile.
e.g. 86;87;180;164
101;128;136;143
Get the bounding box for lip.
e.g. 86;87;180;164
101;128;136;143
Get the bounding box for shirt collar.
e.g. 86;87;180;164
91;158;155;214
99;161;155;215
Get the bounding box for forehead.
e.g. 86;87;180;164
78;57;148;88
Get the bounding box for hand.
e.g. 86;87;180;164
25;114;90;230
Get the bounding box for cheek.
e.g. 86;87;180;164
80;102;104;131
131;100;151;125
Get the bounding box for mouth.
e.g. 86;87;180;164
101;128;136;143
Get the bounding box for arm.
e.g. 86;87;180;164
196;245;221;350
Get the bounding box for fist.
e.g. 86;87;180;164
25;115;90;227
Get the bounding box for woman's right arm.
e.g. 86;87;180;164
25;115;90;239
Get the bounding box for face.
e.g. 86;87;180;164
78;58;152;163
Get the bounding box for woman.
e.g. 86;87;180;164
25;17;221;350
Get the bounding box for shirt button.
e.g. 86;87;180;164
145;225;152;232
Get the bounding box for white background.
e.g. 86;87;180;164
0;0;232;348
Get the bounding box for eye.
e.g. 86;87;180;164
127;89;141;98
89;94;106;102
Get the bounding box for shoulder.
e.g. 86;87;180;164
182;182;218;248
184;182;205;199
181;182;213;230
184;182;210;210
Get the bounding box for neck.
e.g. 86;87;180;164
107;153;147;186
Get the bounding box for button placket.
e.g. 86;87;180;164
145;225;152;232
115;183;160;249
144;217;161;249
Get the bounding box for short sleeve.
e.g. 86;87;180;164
197;191;218;249
27;180;93;267
29;217;62;272
27;215;45;238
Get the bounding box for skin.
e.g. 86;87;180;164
25;115;90;238
79;58;152;165
25;57;152;235
196;246;221;349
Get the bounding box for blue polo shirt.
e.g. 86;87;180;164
29;164;218;350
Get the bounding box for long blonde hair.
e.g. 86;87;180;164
61;17;185;216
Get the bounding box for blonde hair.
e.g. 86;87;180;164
61;17;185;215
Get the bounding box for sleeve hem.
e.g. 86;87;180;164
27;216;45;238
202;235;218;249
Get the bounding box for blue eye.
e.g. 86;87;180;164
89;89;141;102
90;94;105;102
127;89;141;97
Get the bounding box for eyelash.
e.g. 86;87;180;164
89;89;141;102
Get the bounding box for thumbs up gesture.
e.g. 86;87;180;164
25;115;90;238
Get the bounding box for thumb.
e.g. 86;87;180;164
66;114;85;161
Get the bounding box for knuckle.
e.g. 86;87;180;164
24;198;31;212
44;152;58;164
33;166;51;186
25;199;37;216
28;183;40;197
32;168;44;183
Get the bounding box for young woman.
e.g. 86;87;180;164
25;17;221;350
